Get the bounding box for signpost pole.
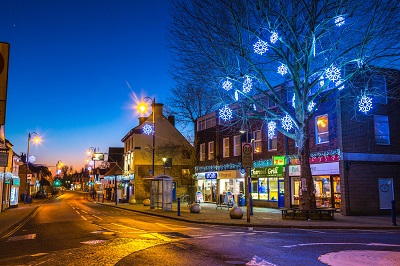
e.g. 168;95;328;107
242;142;253;223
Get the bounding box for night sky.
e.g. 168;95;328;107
0;0;173;172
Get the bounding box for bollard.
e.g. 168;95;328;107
177;197;181;216
392;200;397;226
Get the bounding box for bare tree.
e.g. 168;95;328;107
168;0;400;210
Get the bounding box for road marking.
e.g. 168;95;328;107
1;206;42;239
80;240;107;245
110;223;145;231
283;242;400;248
81;215;87;221
92;215;102;220
7;233;36;242
297;228;326;234
246;255;276;266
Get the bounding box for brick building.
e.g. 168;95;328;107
195;70;400;215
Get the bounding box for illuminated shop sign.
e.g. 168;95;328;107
205;172;217;179
273;156;286;166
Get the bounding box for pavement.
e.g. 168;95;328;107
0;193;398;238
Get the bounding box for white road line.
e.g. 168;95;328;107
92;215;102;220
283;242;400;248
81;215;87;221
297;228;326;234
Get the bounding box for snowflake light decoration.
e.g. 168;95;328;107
319;76;325;88
143;124;153;135
325;66;341;82
222;79;232;91
234;90;239;101
357;59;365;69
253;40;268;55
292;93;296;108
267;121;276;139
335;16;345;27
335;79;345;90
277;64;288;75
242;77;252;93
219;105;233;121
270;32;278;44
358;95;373;114
308;101;316;112
281;114;293;131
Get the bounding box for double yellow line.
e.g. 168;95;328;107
1;206;42;240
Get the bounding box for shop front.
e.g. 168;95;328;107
251;166;284;208
289;162;341;209
196;170;244;204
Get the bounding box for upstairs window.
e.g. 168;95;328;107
197;114;216;132
268;135;277;151
199;143;205;161
233;135;241;156
208;141;215;160
223;137;230;158
253;130;262;153
316;114;329;144
374;115;390;145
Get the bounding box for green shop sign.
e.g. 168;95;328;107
252;166;283;177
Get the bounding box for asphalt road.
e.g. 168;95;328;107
0;192;399;265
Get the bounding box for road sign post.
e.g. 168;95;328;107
241;143;253;223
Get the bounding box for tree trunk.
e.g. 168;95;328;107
299;121;316;211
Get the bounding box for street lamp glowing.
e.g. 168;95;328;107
138;97;156;175
138;102;147;113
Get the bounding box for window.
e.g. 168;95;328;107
199;143;205;161
197;114;216;132
253;130;262;153
208;141;215;160
223;137;230;158
268;135;277;151
233;135;241;156
316;114;329;144
374;115;390;145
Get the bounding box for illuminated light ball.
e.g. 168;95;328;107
222;79;232;91
235;90;239;101
242;77;252;93
253;39;268;55
143;124;153;135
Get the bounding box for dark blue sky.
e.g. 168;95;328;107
0;0;173;171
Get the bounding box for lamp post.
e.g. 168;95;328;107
56;160;63;177
87;147;97;181
138;97;156;176
24;132;40;204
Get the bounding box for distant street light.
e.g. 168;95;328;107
24;132;41;203
56;160;63;177
162;157;167;174
138;97;156;176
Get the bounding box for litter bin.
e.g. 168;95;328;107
238;194;245;206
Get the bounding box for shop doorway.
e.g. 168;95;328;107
278;179;285;208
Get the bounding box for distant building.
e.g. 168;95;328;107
122;102;194;203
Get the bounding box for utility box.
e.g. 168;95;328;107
150;175;173;211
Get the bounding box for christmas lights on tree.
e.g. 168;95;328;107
277;64;288;75
358;95;373;114
143;124;153;135
267;121;276;139
219;105;233;121
270;32;278;44
335;79;345;90
222;79;232;91
243;77;252;93
335;16;345;27
253;39;268;55
325;66;341;82
281;114;294;131
308;101;316;112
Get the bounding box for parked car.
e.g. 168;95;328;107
35;191;47;198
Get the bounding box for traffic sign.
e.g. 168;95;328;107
241;143;253;168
